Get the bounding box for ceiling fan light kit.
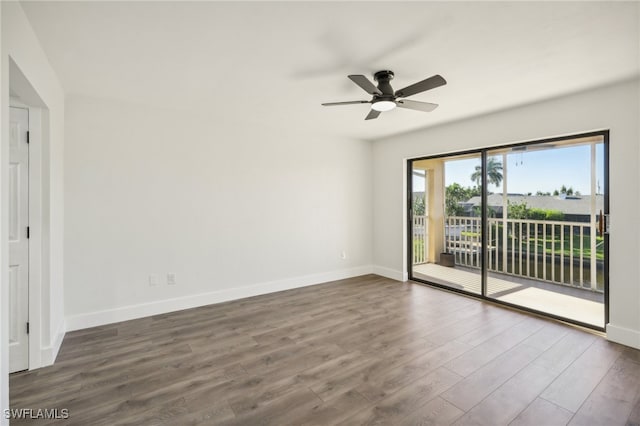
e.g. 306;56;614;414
322;70;446;120
371;100;396;112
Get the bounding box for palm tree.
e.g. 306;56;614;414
470;157;503;187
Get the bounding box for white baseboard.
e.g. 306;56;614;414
606;323;640;349
41;321;66;366
65;265;374;331
372;265;407;282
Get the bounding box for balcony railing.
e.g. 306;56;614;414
412;215;427;265
413;216;603;292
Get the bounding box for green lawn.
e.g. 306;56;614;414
460;229;604;261
520;234;604;261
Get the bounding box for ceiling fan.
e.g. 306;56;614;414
322;70;446;120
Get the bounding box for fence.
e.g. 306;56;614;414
413;215;427;265
413;215;603;292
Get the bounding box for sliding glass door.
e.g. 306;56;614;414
408;132;608;330
485;136;606;327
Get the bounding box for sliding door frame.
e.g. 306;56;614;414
407;129;610;332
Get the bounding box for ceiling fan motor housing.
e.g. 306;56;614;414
373;70;395;97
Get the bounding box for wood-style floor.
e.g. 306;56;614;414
10;275;640;425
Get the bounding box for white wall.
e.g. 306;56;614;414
0;4;6;422
372;78;640;349
64;95;372;329
0;0;65;417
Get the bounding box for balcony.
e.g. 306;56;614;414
412;215;604;327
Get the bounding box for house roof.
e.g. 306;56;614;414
463;194;604;215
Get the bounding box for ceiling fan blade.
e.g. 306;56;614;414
365;109;381;120
348;75;383;95
396;99;439;112
321;100;370;106
395;74;447;98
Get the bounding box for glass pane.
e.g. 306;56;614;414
411;153;482;295
486;137;605;327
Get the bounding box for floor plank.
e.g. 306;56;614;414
340;368;462;425
398;397;464;426
540;338;622;412
445;317;543;377
510;398;573;426
569;355;640;425
440;342;543;411
453;363;558;425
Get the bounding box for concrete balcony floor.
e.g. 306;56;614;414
413;263;604;327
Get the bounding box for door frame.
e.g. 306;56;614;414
9;99;43;370
407;129;610;332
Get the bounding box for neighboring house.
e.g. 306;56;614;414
462;194;605;222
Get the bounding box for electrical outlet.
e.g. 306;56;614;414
340;251;347;260
149;274;158;286
167;273;177;285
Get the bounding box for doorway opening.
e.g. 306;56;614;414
7;57;51;371
8;106;29;372
409;131;608;330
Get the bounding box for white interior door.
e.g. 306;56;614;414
9;106;29;373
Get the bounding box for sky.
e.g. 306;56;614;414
413;143;605;195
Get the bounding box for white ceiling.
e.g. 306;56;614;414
20;1;640;140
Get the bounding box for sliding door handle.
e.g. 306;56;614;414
598;210;604;236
